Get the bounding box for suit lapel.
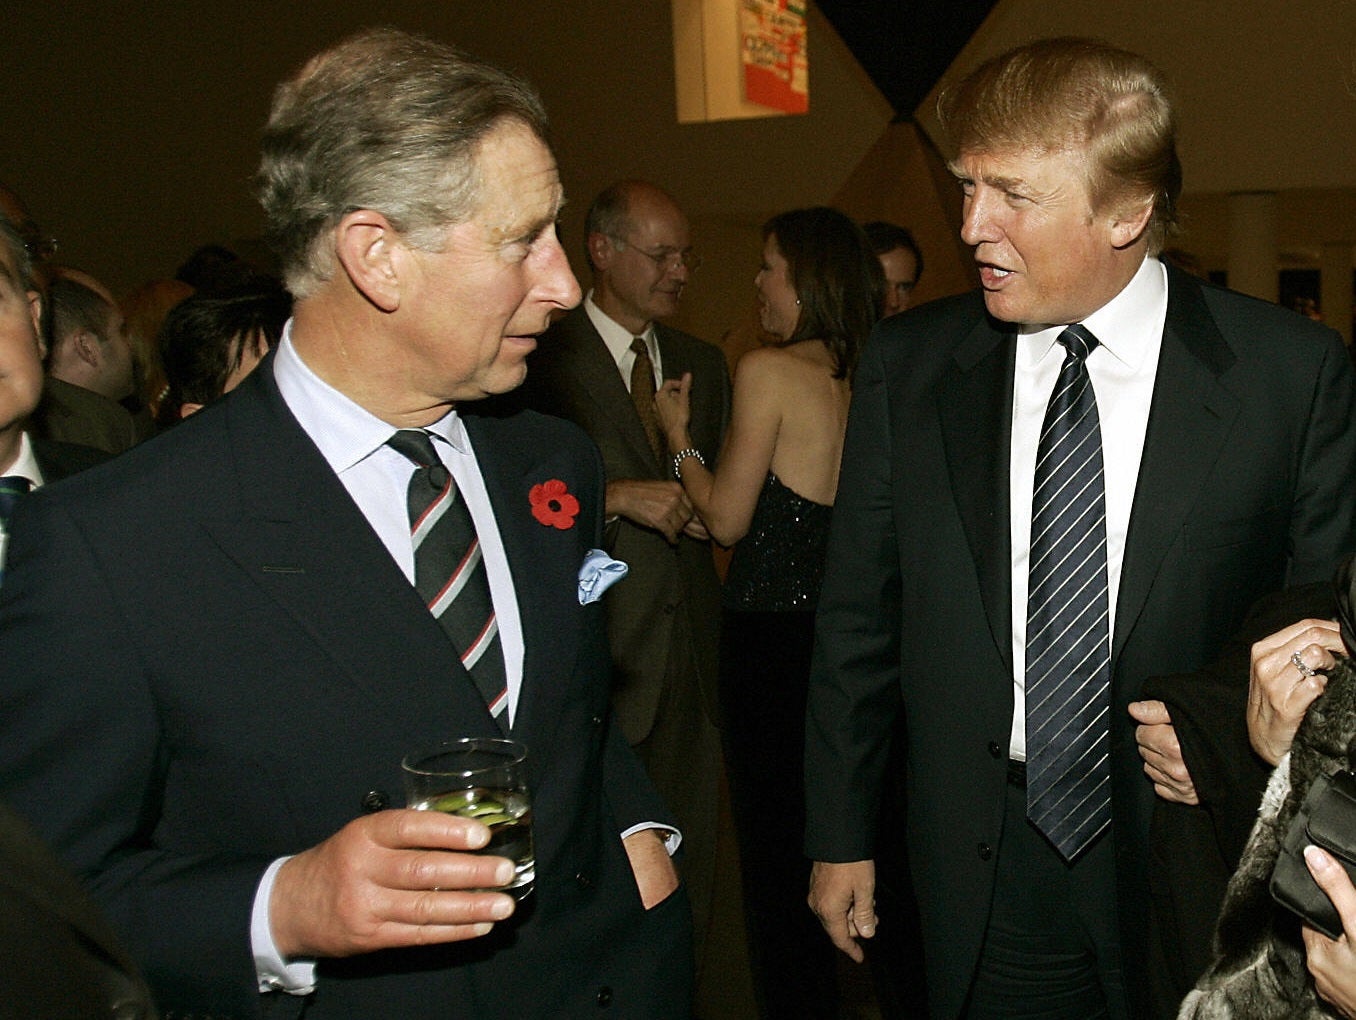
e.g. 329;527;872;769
1114;267;1239;660
559;310;664;474
465;414;582;745
199;366;501;734
939;316;1017;676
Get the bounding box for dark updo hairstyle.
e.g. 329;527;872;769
762;206;883;382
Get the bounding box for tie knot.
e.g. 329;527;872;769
0;476;31;499
630;336;649;356
387;429;440;468
1058;324;1100;362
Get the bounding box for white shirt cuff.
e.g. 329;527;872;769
620;822;682;855
252;856;317;995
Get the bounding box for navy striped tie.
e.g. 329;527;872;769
388;430;509;729
1025;324;1112;861
0;476;31;587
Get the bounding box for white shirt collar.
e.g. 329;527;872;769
1020;255;1168;371
271;322;466;476
3;431;44;489
585;291;655;366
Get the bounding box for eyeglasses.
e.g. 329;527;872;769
19;226;57;261
607;235;702;272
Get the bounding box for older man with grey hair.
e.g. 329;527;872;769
0;28;691;1019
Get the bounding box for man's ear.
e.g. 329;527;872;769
587;231;616;272
1110;196;1155;250
73;328;102;369
26;291;44;360
334;209;402;312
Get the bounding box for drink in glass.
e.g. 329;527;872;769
402;738;534;897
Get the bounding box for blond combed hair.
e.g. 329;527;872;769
939;37;1181;253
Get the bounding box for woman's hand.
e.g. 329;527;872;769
1303;846;1356;1018
654;373;693;453
1247;618;1342;765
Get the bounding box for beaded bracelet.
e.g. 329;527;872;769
671;447;705;479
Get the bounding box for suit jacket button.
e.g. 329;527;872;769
360;790;390;813
575;871;593;889
988;741;1002;758
591;715;604;726
596;986;613;1007
977;843;993;861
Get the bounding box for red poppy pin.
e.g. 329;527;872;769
530;479;579;530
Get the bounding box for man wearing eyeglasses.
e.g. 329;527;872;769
523;179;741;1011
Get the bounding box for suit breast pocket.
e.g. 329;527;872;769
1183;502;1286;553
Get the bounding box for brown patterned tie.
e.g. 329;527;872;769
629;336;664;465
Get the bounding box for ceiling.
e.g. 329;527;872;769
816;0;999;118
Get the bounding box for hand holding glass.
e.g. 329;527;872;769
402;738;534;898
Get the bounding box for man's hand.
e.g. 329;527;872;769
1303;846;1356;1018
1248;619;1341;765
1128;700;1198;804
605;479;693;544
807;859;876;963
622;829;679;909
270;809;516;959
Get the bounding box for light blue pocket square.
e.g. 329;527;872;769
578;549;628;605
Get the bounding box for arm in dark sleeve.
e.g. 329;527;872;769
0;495;268;1015
803;335;903;862
1143;581;1337;868
1286;327;1356;585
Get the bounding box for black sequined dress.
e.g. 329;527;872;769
720;473;838;1018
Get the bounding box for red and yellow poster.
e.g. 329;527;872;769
740;0;808;114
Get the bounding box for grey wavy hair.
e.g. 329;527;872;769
258;27;550;298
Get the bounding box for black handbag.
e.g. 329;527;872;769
1271;765;1356;940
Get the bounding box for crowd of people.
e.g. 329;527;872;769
0;25;1354;1020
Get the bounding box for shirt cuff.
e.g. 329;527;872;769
252;856;317;995
621;821;682;855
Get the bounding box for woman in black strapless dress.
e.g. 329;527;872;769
655;207;882;1019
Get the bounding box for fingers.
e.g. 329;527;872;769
808;860;875;964
1127;699;1170;725
1248;619;1341;764
270;811;518;959
1308;846;1356;942
1253;619;1342;690
1132;714;1199;804
1303;846;1356;1016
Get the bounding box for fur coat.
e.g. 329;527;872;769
1179;561;1356;1019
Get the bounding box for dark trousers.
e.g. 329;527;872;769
964;778;1130;1020
721;610;838;1019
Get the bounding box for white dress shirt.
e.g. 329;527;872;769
584;291;662;389
251;328;675;994
252;327;529;992
1008;256;1168;759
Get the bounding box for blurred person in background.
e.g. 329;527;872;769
655;205;882;1018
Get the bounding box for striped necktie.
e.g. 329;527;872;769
387;430;509;729
0;476;32;587
0;476;31;530
1025;324;1112;861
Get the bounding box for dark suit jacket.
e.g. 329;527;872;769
0;360;691;1019
32;376;139;455
523;306;731;743
803;264;1356;1019
0;799;156;1020
31;433;110;481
